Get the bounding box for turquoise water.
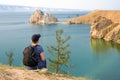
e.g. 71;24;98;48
0;12;120;80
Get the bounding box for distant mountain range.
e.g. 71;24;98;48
0;4;90;12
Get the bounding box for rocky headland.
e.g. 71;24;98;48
29;9;58;24
90;16;120;44
65;10;120;44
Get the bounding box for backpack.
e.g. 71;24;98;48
23;45;38;67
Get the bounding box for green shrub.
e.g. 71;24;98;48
6;51;14;66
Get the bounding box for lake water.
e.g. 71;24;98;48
0;11;120;80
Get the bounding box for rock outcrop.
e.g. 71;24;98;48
64;10;120;44
29;10;58;24
65;10;120;24
90;16;120;44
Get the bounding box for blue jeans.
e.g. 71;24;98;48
37;60;47;69
26;60;47;70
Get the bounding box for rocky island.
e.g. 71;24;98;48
29;9;58;24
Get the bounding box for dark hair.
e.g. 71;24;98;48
31;34;41;43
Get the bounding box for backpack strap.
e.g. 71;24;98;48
30;45;39;52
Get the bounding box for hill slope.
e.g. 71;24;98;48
0;64;87;80
65;10;120;24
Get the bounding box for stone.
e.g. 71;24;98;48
29;9;58;24
90;16;120;44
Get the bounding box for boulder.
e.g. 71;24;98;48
90;16;113;38
90;16;120;44
29;9;58;24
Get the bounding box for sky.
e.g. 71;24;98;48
0;0;120;10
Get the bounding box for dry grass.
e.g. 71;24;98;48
0;64;88;80
65;10;120;24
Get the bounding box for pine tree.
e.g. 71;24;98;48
47;29;71;73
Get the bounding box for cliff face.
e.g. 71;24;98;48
65;10;120;24
90;16;120;44
29;10;58;24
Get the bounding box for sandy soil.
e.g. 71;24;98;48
0;65;87;80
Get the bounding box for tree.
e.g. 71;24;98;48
6;51;14;66
47;29;71;74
